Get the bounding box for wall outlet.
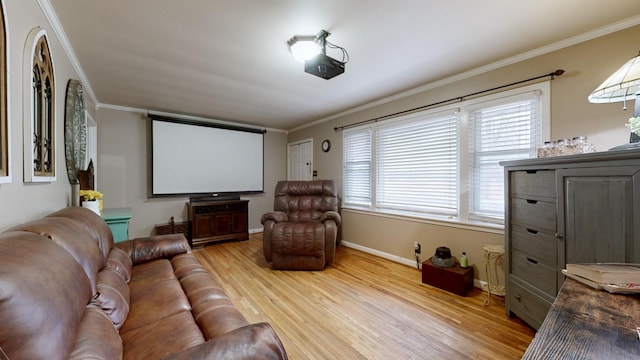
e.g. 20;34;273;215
414;241;421;254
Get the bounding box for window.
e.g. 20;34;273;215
23;28;55;182
343;127;372;206
343;82;549;226
376;110;459;216
0;2;7;183
468;95;542;222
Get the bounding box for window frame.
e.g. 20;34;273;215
343;82;550;228
0;1;9;183
23;27;56;183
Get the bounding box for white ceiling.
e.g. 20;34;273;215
46;0;640;131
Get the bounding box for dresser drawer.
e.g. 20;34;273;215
510;170;556;199
511;250;557;296
507;279;553;330
511;198;556;232
511;225;557;267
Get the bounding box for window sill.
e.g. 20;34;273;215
340;206;504;235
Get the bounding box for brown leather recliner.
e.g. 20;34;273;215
261;180;342;270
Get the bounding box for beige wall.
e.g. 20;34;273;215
0;1;637;284
95;107;288;237
289;25;640;282
0;0;90;232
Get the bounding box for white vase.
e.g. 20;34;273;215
82;200;101;215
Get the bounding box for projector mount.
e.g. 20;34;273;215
305;30;349;80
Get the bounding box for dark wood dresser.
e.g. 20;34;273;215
523;278;640;359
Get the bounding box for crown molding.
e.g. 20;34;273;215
293;15;640;132
38;0;98;109
35;1;640;132
98;103;288;133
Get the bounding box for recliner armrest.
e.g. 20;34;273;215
161;322;288;360
115;234;191;265
261;211;288;224
323;211;342;227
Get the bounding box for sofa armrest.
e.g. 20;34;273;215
161;322;288;360
115;234;191;265
323;211;342;227
261;211;288;224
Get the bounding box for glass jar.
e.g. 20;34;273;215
572;136;596;154
556;139;571;155
538;141;552;157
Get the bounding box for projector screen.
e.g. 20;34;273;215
150;116;264;197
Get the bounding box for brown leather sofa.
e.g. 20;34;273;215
0;206;287;360
261;180;341;270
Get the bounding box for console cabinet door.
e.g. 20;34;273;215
557;166;640;267
213;213;232;235
193;214;215;238
231;212;247;234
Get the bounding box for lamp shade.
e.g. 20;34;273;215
288;35;321;63
588;52;640;103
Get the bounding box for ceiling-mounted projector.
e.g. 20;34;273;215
288;29;349;80
304;54;345;80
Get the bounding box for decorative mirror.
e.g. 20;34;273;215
64;79;87;184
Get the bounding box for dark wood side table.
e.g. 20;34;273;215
522;278;640;359
421;258;474;296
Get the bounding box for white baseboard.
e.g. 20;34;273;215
250;233;487;290
340;240;419;268
340;240;486;290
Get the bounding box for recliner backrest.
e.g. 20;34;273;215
273;180;338;222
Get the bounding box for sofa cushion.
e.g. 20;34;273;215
47;206;115;259
0;232;92;359
96;268;130;329
69;304;123;360
120;259;191;333
121;311;205;360
7;217;105;293
163;322;288;360
106;246;133;283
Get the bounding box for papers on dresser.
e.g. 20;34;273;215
563;263;640;294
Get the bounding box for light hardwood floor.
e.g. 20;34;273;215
193;234;535;360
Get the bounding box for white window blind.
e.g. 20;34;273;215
342;82;548;227
377;112;459;216
343;127;372;206
468;93;541;221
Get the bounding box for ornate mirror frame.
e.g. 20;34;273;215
64;79;86;184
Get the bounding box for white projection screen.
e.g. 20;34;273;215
151;116;264;196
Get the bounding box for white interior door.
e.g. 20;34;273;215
288;139;313;180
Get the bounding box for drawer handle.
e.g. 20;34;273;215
526;199;537;204
525;170;537;174
526;228;538;235
515;295;522;301
526;257;538;265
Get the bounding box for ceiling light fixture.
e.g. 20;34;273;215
287;30;349;80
